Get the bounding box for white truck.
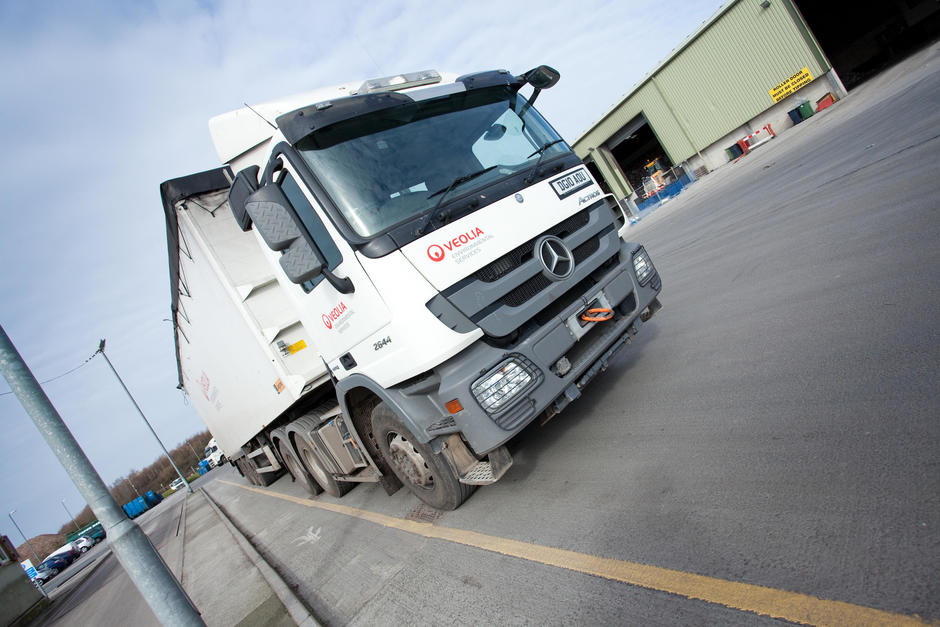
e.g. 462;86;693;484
203;437;225;468
160;66;662;510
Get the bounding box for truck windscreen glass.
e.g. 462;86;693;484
295;86;568;238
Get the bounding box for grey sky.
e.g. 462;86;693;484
0;0;721;545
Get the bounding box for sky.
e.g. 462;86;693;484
0;0;723;546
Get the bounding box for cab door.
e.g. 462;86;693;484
252;154;391;375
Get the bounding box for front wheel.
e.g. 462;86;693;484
371;402;474;510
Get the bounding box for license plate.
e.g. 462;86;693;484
550;168;592;198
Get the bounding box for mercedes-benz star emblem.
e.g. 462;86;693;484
534;235;574;280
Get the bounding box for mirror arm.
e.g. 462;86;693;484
517;87;541;134
323;268;354;294
525;87;541;109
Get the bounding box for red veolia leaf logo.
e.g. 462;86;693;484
427;244;445;262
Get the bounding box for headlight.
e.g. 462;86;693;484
471;357;538;414
632;247;655;285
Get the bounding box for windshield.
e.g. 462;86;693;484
295;86;568;238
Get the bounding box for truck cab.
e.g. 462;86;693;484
204;437;225;468
162;66;661;510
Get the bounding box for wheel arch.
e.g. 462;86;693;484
335;373;442;446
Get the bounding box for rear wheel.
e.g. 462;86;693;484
236;457;264;486
295;437;352;498
371;402;474;510
277;437;322;497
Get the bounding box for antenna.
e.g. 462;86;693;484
244;102;277;130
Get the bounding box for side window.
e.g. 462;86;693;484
280;171;342;290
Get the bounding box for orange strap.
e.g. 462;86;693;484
581;307;613;322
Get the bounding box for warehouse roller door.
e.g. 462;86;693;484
794;0;940;90
606;114;675;198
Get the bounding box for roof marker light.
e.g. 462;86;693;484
357;70;442;94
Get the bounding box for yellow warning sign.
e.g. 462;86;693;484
769;67;814;103
287;339;307;354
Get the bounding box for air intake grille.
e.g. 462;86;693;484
499;234;602;308
474;210;590;283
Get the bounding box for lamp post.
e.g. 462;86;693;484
8;510;41;564
187;442;201;464
1;324;204;625
61;499;80;533
97;340;191;494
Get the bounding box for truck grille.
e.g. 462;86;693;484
499;235;601;307
442;200;621;338
474;210;590;283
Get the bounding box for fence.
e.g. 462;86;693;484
634;167;694;213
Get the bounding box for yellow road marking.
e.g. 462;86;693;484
219;480;926;626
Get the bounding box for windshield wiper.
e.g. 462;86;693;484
525;139;565;183
418;165;498;234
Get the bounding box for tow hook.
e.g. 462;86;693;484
581;307;613;323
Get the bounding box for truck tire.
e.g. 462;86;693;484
294;437;352;498
236;457;267;486
371;402;474;510
277;437;322;497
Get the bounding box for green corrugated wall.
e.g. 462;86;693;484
574;0;829;169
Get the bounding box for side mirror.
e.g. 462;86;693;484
522;65;560;90
244;185;324;285
228;166;260;231
280;238;323;284
244;178;354;293
244;185;302;251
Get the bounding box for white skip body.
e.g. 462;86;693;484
161;66;662;509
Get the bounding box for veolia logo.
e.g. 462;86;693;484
427;244;446;262
426;227;485;262
322;302;347;329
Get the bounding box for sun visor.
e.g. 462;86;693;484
276;91;415;145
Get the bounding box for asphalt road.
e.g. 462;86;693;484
35;480;194;626
206;44;939;625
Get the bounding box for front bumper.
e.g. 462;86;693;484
413;240;661;455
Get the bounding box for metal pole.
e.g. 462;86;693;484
127;477;141;498
187;443;201;464
97;340;192;494
8;510;41;564
0;324;204;626
61;499;80;532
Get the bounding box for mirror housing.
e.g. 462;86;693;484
244;185;324;285
228;166;260;231
521;65;560;90
244;185;302;251
243;179;354;293
279;238;323;284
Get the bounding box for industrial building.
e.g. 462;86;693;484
573;0;939;211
